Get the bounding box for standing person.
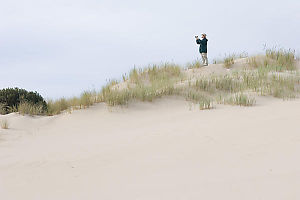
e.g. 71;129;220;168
195;34;208;66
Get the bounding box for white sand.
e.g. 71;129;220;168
0;97;300;200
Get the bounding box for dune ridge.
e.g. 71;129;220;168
0;52;300;199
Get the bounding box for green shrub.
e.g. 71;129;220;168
0;103;8;115
0;88;47;114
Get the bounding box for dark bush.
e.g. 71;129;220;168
0;87;47;114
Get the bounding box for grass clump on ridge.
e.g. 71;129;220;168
265;48;296;70
187;60;203;69
100;63;183;106
17;102;45;116
223;54;235;69
46;91;98;115
247;48;296;71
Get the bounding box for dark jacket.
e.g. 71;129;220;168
196;38;208;53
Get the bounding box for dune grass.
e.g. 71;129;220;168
265;48;296;70
47;91;98;115
183;89;213;110
225;93;256;106
223;54;235;69
247;48;296;71
187;60;203;69
100;63;183;106
181;52;298;107
9;48;297;116
17;102;45;116
0;119;9;129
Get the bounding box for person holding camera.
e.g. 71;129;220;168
195;34;208;66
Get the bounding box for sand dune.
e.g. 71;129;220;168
1;96;300;200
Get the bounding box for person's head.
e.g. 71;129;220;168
201;33;207;38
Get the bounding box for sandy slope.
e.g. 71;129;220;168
0;97;300;200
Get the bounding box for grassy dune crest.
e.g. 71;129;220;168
2;48;298;116
45;48;300;114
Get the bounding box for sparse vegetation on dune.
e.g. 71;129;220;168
225;93;256;106
187;60;203;69
101;48;298;109
223;54;235;69
17;102;45;116
247;48;297;71
265;48;296;70
0;119;9;129
47;91;99;115
1;48;299;116
100;63;183;106
183;89;213;110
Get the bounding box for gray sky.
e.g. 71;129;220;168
1;0;299;99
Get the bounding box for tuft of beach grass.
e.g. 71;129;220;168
0;119;9;129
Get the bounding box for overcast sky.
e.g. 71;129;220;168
1;0;299;99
